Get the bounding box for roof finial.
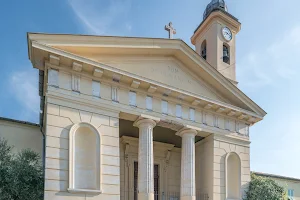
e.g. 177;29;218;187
165;22;176;39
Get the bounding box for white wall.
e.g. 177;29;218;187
0;119;42;155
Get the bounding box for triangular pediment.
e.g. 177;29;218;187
27;33;266;118
78;55;230;103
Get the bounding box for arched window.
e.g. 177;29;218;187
68;122;101;194
226;152;241;200
223;44;230;64
201;40;207;60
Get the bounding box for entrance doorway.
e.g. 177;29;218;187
134;162;159;200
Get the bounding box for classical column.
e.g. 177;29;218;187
134;118;156;200
177;129;197;200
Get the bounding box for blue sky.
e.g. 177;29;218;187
0;0;299;178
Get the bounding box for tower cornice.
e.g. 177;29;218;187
191;10;241;45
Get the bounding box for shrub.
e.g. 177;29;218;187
0;137;43;200
244;173;287;200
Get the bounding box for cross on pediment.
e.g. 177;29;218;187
165;22;176;39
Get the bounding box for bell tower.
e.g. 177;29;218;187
191;0;241;84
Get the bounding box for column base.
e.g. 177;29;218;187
138;193;154;200
180;196;196;200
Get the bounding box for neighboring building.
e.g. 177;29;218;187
0;117;42;155
253;172;300;200
2;0;273;200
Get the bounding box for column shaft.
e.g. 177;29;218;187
135;119;156;200
178;129;197;200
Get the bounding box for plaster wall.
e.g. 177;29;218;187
194;20;237;82
196;136;214;198
44;103;120;200
0;119;42;155
212;137;250;200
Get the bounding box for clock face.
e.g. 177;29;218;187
222;27;232;41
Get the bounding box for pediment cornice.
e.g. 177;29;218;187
28;34;266;124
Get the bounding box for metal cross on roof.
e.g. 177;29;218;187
165;22;176;39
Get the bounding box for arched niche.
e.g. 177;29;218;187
68;122;101;194
225;152;241;200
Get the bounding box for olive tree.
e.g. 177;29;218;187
0;137;43;200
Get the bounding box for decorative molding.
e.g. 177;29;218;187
216;107;226;113
227;111;236;116
213;133;251;147
31;38;266;119
131;80;140;89
247;117;256;123
72;62;83;72
124;143;130;167
158;119;184;132
68;188;102;194
238;114;247;120
178;94;185;100
112;87;119;102
164;150;171;172
163;89;172;96
147;85;157;93
71;74;80;92
192;99;201;106
204;104;213;110
112;73;122;82
121;136;174;152
49;54;60;65
93;68;104;78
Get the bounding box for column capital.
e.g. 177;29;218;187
134;118;156;128
133;114;160;128
176;128;197;137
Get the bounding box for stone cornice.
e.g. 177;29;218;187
191;10;241;44
213;133;251;147
121;136;175;151
29;36;266;120
46;88;250;139
33;43;264;124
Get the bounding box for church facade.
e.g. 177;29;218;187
24;1;266;200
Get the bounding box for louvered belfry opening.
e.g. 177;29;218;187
134;162;159;200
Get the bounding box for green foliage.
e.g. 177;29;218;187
244;173;287;200
0;137;43;200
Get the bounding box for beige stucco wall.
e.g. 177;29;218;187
196;135;250;200
194;19;237;82
44;102;120;200
196;135;214;198
213;136;250;200
0;119;42;155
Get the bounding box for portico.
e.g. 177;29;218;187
120;117;205;200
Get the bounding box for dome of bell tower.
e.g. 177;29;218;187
203;0;228;20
